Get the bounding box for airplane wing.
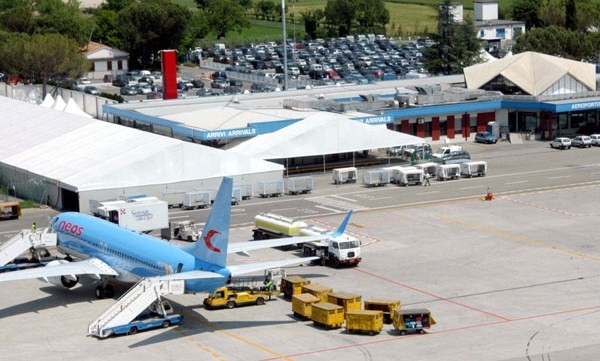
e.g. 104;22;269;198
0;258;118;282
227;257;319;277
228;235;329;255
157;270;225;281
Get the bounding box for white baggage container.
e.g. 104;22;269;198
395;167;424;186
436;164;461;181
231;187;241;205
362;169;390;187
414;162;438;178
460;161;487;177
258;180;284;198
182;191;211;209
162;190;187;208
333;167;357;184
286;176;314;194
234;183;253;200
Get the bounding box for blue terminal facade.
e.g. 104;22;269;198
103;91;600;144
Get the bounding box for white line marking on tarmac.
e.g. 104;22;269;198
416;191;440;195
315;205;343;213
460;186;486;190
330;195;358;202
271;207;296;212
506;181;528;185
371;196;393;200
549;176;571;179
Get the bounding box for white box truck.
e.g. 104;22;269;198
97;199;168;232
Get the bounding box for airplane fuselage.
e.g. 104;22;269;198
51;212;230;293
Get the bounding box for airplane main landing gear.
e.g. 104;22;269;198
95;284;115;299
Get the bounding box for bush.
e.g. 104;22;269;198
100;92;125;103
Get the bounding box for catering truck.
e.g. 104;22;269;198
96;197;168;232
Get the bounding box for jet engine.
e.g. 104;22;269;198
44;260;79;289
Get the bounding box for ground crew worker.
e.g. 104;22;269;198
264;274;274;299
423;172;431;186
31;222;36;233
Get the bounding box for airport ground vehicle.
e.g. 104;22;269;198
252;213;308;240
364;298;401;324
312;302;345;329
550;137;571;149
362;170;389;187
300;226;362;267
333;167;357;184
102;301;182;337
474;131;497;144
590;134;600;146
436;164;461;181
257;180;283;197
93;197;168;232
432;145;471;164
345;310;384;335
161;220;200;241
286;176;314;194
0;201;21;219
203;286;278;309
281;275;311;299
301;282;332;302
182;190;211;209
292;293;320;319
460;161;487;177
392;308;435;335
571;135;592;148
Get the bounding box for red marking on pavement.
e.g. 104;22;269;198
353;268;511;321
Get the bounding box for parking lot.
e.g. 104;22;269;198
1;141;600;360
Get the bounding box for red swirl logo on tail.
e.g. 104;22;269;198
204;229;222;253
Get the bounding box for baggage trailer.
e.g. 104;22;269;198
311;302;345;329
231;187;241;205
345;310;384;335
281;275;311;299
460;160;487;177
182;191;211;209
435;163;461;181
301;283;333;303
286;176;314;195
392;308;436;335
394;167;424;186
292;293;320;319
332;167;357;185
364;298;401;324
414;162;438;178
162;190;187;208
0;201;21;220
362;169;390;187
257;180;284;198
234;183;253;200
327;292;362;313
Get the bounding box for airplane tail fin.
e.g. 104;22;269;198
182;177;232;268
330;210;353;237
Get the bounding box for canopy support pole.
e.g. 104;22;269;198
323;155;325;174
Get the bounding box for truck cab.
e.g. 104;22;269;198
432;145;462;159
301;226;361;267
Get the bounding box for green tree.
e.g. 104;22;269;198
205;0;250;39
565;0;576;30
355;0;389;35
323;0;356;37
424;13;482;75
34;0;93;45
513;25;596;61
0;0;34;33
117;0;192;68
0;33;88;95
255;0;275;21
179;10;210;51
509;0;542;29
301;9;323;40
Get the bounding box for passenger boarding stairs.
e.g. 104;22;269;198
88;278;185;338
0;229;57;266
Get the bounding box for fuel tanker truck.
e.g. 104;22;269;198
252;213;362;267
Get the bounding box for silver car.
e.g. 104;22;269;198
571;135;592;148
589;134;600;146
550;137;571;150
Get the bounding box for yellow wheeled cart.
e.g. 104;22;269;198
364;298;401;324
292;293;320;319
327;292;362;313
345;310;384;335
392;308;436;335
311;302;345;329
301;283;333;302
281;276;310;299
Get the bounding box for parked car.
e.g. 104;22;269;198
78;77;91;85
138;76;154;85
83;85;100;95
137;83;153;94
120;85;138;96
211;79;228;89
550;137;571;149
474;131;497;144
590;134;600;146
571;135;592;148
190;79;205;88
433;150;471;164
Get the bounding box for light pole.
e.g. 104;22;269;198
281;0;288;91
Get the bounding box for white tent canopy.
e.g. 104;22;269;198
0;97;282;192
63;98;93;118
229;112;425;160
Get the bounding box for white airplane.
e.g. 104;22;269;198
0;177;351;299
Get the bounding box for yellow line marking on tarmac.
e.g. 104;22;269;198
182;311;293;361
438;215;600;262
